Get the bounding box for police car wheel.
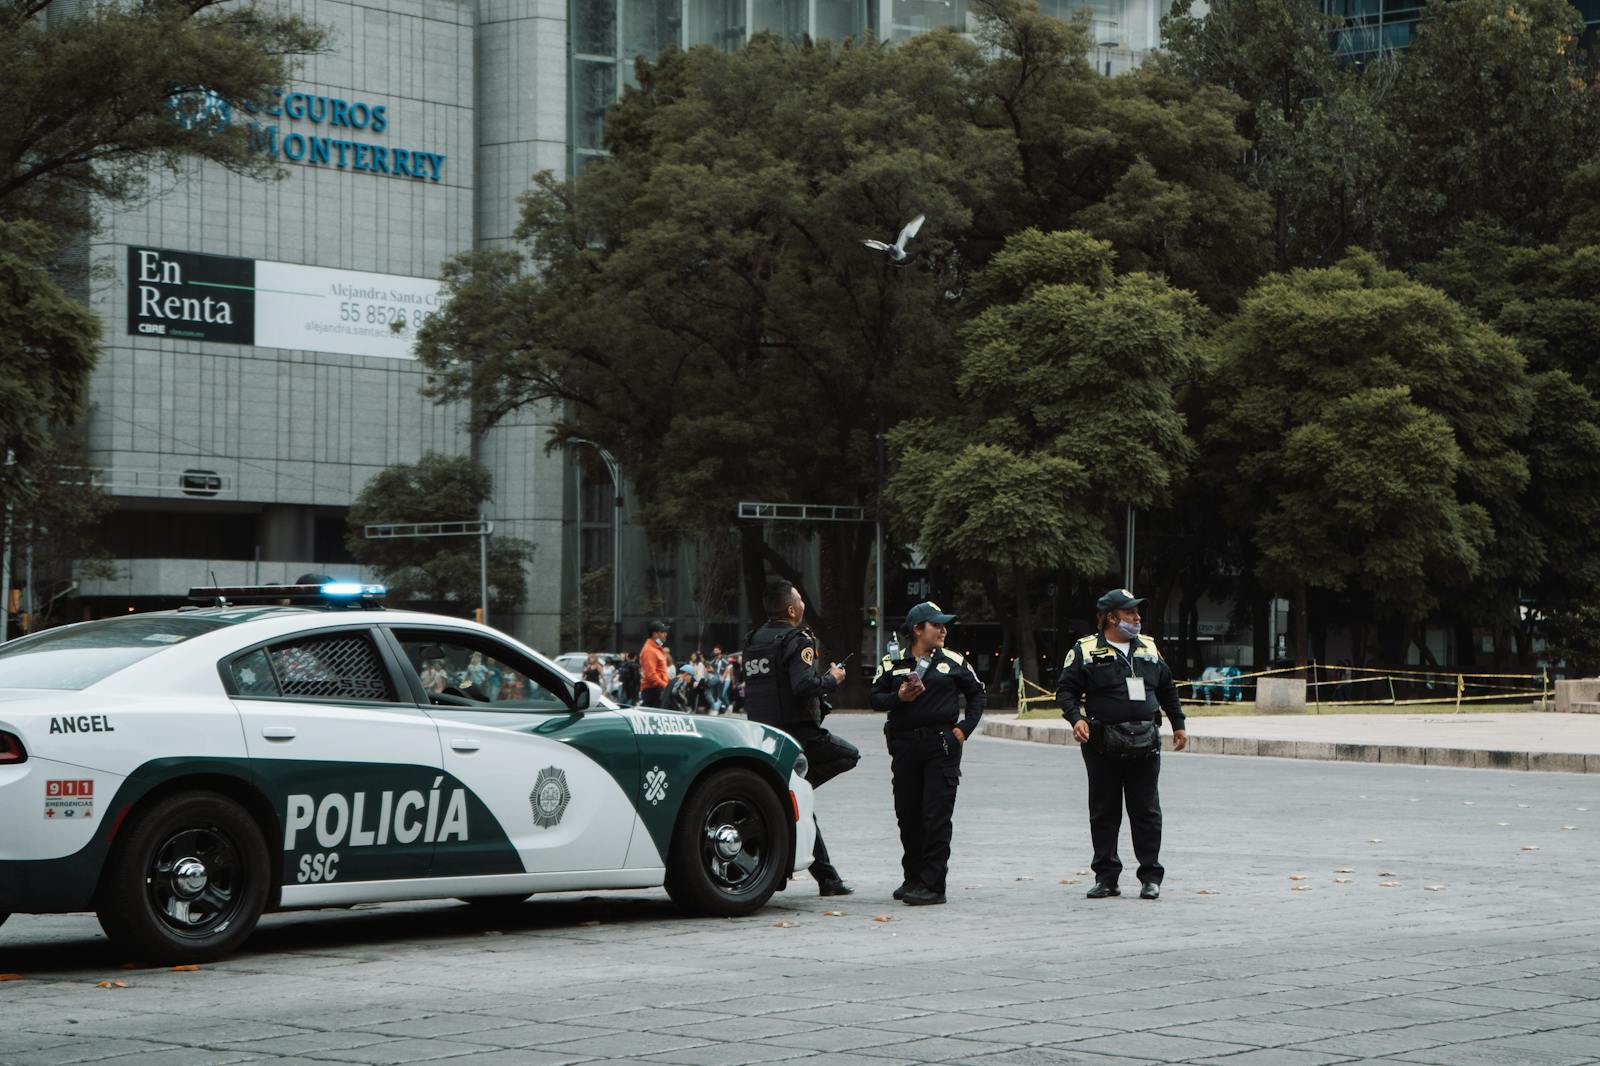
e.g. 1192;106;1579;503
665;768;789;917
97;791;270;964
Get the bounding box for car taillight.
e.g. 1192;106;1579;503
789;790;799;822
0;731;26;764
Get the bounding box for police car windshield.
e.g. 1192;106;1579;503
0;616;230;690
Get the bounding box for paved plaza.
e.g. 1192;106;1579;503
3;716;1598;1066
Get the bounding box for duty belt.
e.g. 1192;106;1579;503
885;723;955;737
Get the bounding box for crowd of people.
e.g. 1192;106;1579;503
577;636;743;714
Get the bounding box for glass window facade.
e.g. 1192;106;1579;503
752;0;809;41
687;0;748;49
1323;0;1423;61
889;0;966;42
815;0;875;41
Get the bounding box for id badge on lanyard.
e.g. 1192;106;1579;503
1125;676;1146;701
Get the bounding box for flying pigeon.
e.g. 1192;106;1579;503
862;213;925;265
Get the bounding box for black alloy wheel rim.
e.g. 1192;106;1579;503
700;797;772;894
145;826;244;939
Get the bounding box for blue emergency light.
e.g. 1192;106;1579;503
186;583;388;609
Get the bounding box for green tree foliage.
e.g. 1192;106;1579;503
346;454;534;615
0;0;326;226
887;230;1204;679
1418;223;1600;655
973;0;1271;305
1384;0;1600;263
1161;0;1401;271
0;221;99;502
418;33;1017;669
1208;251;1533;662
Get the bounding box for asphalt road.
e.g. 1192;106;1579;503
3;715;1598;1066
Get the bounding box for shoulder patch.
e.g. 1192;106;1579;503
872;656;893;683
800;646;815;665
1063;646;1077;668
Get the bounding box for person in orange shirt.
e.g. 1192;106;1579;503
639;620;672;707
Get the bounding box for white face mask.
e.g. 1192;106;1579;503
1116;620;1141;641
653;637;665;646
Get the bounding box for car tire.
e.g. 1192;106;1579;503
97;791;271;964
665;767;790;917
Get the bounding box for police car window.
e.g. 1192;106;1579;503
264;633;395;702
228;648;280;697
392;630;566;711
0;616;229;690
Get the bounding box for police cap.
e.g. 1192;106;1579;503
905;601;957;627
1095;588;1146;612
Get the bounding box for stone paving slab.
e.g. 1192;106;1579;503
2;718;1598;1066
982;712;1600;772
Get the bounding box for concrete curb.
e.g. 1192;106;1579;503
980;718;1599;774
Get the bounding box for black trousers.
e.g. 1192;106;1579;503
886;727;962;894
1081;739;1163;886
789;724;860;883
640;686;665;708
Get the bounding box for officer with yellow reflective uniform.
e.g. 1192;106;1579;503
1055;589;1187;900
869;601;985;906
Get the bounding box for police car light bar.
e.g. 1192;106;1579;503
186;583;388;608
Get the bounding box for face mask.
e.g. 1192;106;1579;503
653;637;665;646
1116;620;1141;641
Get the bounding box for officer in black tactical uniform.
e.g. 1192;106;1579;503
742;579;859;896
1055;588;1188;900
869;601;985;906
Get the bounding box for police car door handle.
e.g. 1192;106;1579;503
449;737;481;753
261;726;297;741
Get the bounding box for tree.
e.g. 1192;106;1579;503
0;221;99;504
971;0;1272;305
1417;222;1600;663
1206;251;1533;666
1159;0;1401;272
0;0;326;226
886;230;1205;681
417;34;1019;684
1383;0;1600;263
6;432;117;632
345;454;534;616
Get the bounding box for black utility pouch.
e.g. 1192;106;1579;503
1099;718;1160;756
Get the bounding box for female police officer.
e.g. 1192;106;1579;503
870;602;985;906
1055;589;1187;900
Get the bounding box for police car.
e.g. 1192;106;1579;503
0;584;815;962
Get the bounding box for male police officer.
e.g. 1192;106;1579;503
870;601;985;906
742;579;858;896
1055;589;1187;900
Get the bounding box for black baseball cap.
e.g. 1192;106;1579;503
647;619;669;634
1096;588;1146;612
905;601;957;627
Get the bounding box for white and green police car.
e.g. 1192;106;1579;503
0;584;815;962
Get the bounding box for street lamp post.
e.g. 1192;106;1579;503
568;439;623;652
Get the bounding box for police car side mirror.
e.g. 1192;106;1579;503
571;681;593;712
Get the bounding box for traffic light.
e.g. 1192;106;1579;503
866;606;878;628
